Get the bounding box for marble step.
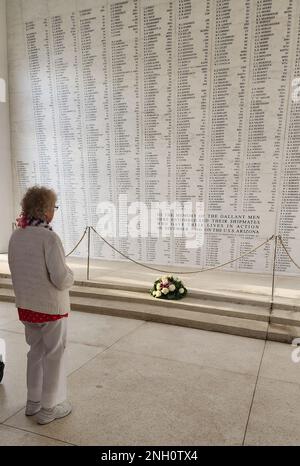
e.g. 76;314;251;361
70;297;300;343
0;276;297;321
270;308;300;327
70;285;270;322
0;280;269;322
0;288;300;343
0;277;296;323
1;273;298;310
0;287;14;302
0;274;272;307
74;279;271;307
70;294;269;340
266;323;300;343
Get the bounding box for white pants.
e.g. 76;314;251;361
22;318;68;409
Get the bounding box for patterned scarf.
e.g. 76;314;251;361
16;212;53;231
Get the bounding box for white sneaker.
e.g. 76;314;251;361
25;400;41;416
37;400;72;425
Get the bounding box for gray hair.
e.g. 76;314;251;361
21;185;57;220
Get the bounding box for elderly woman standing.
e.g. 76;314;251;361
8;185;74;425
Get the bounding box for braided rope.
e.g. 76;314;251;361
89;226;274;274
65;227;88;257
65;230;300;275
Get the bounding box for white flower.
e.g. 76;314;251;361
162;279;169;285
156;290;162;297
169;284;176;292
156;283;161;290
162;287;169;294
179;288;185;294
152;291;156;296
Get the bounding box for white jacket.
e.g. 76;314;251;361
8;226;74;315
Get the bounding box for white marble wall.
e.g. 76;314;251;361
0;0;13;252
5;0;300;275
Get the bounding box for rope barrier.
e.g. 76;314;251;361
26;221;297;279
90;226;275;274
13;221;300;276
65;227;88;257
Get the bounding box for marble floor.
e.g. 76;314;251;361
1;301;300;445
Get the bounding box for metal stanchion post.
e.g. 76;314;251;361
87;226;91;281
270;234;278;314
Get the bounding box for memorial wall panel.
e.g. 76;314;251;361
6;0;300;274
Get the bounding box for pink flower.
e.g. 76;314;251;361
161;283;169;288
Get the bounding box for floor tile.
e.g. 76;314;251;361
245;377;300;445
0;424;71;445
259;340;300;385
111;321;265;376
0;329;106;422
5;349;256;445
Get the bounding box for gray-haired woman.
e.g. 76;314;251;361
8;185;74;425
